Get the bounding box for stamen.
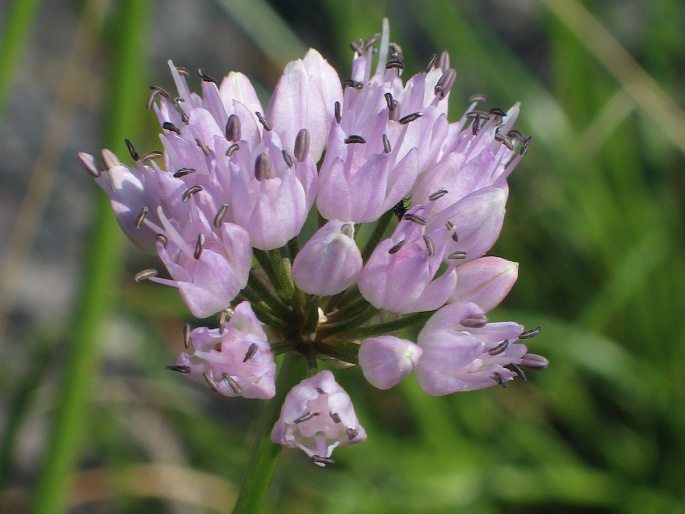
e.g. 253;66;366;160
506;363;527;381
384;92;395;111
330;412;342;423
294;128;310;162
294;411;319;424
125;139;139;161
520;353;549;370
203;372;220;393
399;111;423;125
214;204;229;229
134;269;158;282
101;149;121;169
428;188;448;201
349;39;364;55
182;185;203;202
382;134;391;154
222;373;243;395
507;130;525;143
389;42;403;59
423;53;438;73
364;32;381;49
196;68;216;83
434;68;457;99
520;136;532;156
334;101;341;123
156;234;168;247
388;240;406;254
141;151;163;164
175;66;189;76
311;455;335;466
343;79;363;90
226;143;239;157
468;93;487;104
76;152;101;177
225;114;242;141
448;251;467;260
196;139;211;156
135;207;148;228
166;365;190;374
346;428;359;440
181;113;189;124
282;150;294;168
183;323;191;349
243;342;258;362
437;50;450;71
423;235;435;256
255;111;272;131
491;372;507;388
194;233;205;260
489;107;507;118
173;167;196;178
147;85;170;109
403;213;426;225
519;326;542;339
344;135;366;144
460;313;488;328
386;57;404;70
162;122;181;135
488;339;510;356
254;153;272;181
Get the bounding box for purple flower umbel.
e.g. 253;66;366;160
80;19;546;465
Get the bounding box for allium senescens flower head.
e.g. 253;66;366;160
79;18;547;466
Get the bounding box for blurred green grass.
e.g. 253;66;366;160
1;0;684;512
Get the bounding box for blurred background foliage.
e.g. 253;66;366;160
1;0;684;512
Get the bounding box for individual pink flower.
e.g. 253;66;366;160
173;302;276;399
292;220;362;296
449;256;519;311
359;336;422;389
271;370;366;466
145;207;251;318
77;150;188;253
415;302;546;394
359;204;457;313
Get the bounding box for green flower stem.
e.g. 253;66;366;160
232;352;304;514
252;249;279;292
361;209;394;262
287;236;300;260
327;311;432;342
304;294;321;333
317;303;380;340
29;2;150;513
324;295;371;324
247;270;292;318
266;248;295;299
316;340;360;365
236;292;293;336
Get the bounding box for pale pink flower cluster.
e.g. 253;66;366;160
79;20;546;465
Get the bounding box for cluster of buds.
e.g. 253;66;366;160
79;20;547;466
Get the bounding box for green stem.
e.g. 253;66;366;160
267;248;295;299
317;303;380;340
328;311;432;341
247;270;292;317
361;209;394;263
304;294;321;333
30;2;150;512
232;353;304;514
252;249;279;291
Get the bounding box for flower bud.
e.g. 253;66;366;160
359;336;422;389
292;220;362;296
271;370;366;465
